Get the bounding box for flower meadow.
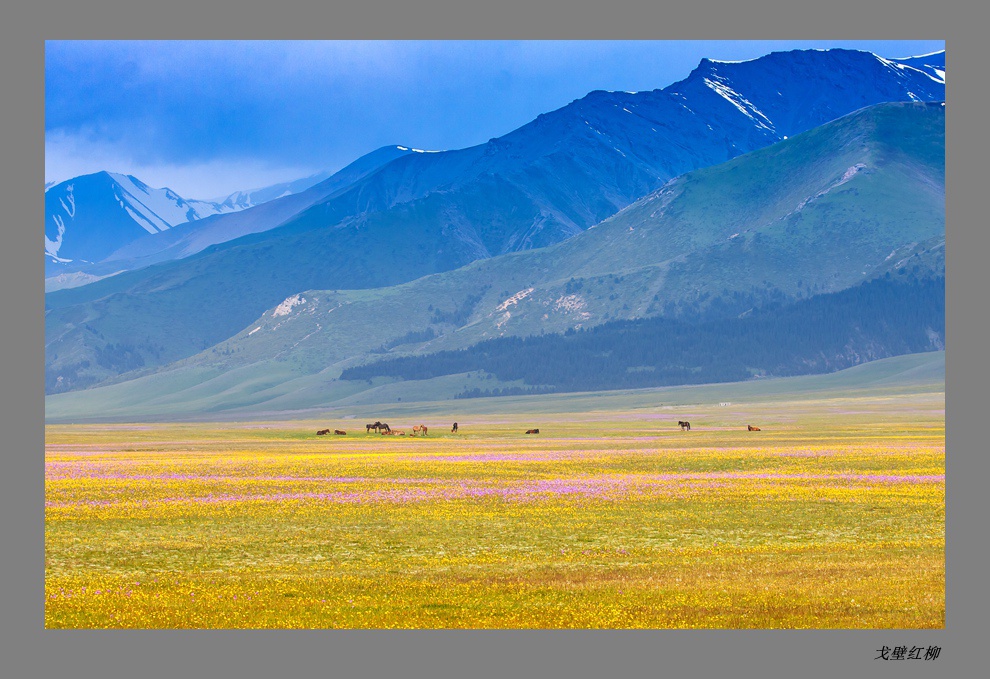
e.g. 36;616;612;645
45;397;944;628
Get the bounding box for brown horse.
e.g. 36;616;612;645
747;425;761;431
678;421;691;431
525;429;540;434
334;429;346;435
316;429;330;435
413;424;428;436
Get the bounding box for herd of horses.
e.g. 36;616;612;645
315;420;763;436
357;421;430;436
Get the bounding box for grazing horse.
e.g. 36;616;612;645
316;429;330;435
451;422;458;433
525;429;540;434
378;423;391;434
678;421;691;431
747;425;761;431
413;424;428;436
334;429;347;435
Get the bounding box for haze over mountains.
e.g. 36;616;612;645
77;146;416;276
44;147;416;281
44;48;946;417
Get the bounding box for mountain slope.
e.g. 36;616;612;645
337;275;944;394
45;49;945;393
197;101;945;370
44;102;944;410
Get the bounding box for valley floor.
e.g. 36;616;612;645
45;385;944;628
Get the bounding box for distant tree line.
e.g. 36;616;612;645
430;287;490;326
340;275;944;393
454;385;557;399
370;327;437;354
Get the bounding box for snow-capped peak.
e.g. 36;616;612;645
892;49;945;60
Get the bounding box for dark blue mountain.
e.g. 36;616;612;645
266;49;944;256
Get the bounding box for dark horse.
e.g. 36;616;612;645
367;421;384;433
334;429;347;435
316;429;331;435
525;429;540;434
451;422;459;433
678;421;691;431
378;423;391;434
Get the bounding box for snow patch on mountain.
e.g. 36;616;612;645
888;50;946;84
874;54;946;85
60;186;76;217
702;76;776;133
122;204;168;234
109;173;226;230
46;214;67;257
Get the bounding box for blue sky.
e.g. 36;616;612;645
45;40;945;199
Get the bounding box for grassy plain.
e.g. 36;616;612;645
45;362;944;628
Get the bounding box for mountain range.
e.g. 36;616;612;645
45;100;944;417
44;48;946;416
42;153;407;278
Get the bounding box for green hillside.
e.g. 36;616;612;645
45;350;944;423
